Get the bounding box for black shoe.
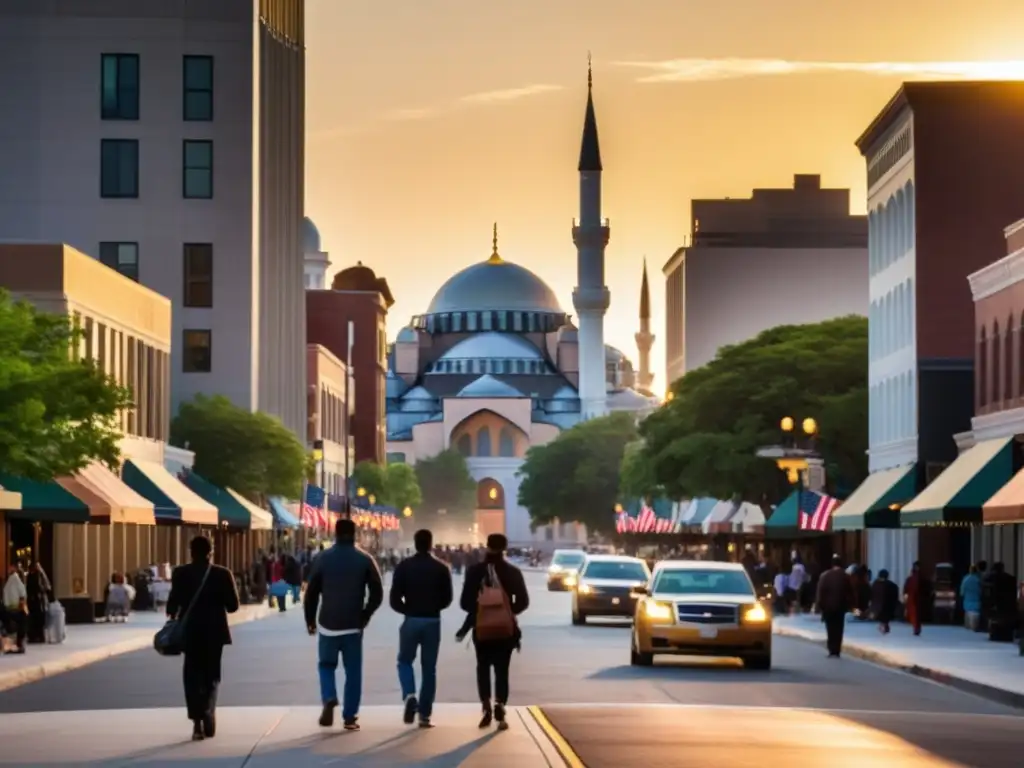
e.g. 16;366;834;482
418;718;434;729
478;703;493;729
343;717;360;731
191;721;205;741
319;699;338;727
202;713;216;738
494;702;506;730
403;695;418;725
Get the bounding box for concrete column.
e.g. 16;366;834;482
112;522;126;574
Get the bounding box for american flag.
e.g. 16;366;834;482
636;502;657;533
302;484;327;530
798;490;839;532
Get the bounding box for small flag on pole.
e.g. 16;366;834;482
302;484;327;530
798;491;838;532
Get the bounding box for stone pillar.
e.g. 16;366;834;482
112;522;126;574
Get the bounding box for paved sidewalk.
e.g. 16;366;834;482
0;705;566;766
774;614;1024;708
0;602;273;692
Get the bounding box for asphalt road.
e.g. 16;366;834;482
0;570;1019;766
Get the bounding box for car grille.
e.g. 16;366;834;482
675;603;738;625
588;585;635;598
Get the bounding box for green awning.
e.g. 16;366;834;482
0;474;89;523
765;490;825;539
831;464;917;531
901;438;1013;526
181;472;251;528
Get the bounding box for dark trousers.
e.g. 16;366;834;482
3;611;27;650
823;610;845;656
474;641;514;704
183;644;224;721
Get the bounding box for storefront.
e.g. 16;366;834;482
979;466;1024;577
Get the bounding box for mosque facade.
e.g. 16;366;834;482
383;70;659;547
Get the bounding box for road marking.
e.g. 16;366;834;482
531;702;1022;719
527;705;587;768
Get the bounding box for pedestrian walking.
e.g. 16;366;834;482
960;565;982;631
456;533;529;731
390;529;453;728
2;564;28;654
303;518;384;731
902;561;929;636
870;569;899;634
815;554;854;657
166;535;240;742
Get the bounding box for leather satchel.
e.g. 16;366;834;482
154;565;211;656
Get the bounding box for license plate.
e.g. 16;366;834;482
611;597;620;605
699;627;718;639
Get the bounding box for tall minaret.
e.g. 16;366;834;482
572;56;610;419
635;258;655;393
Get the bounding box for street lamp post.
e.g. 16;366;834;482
757;416;822;494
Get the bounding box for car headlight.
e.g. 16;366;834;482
743;604;769;623
563;573;578;587
576;582;593;595
643;599;674;622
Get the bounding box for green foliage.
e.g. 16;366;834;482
414;449;476;514
517;412;638;533
618;440;660;500
0;290;132;480
351;460;387;500
170;394;307;500
384;461;422;510
639;316;868;504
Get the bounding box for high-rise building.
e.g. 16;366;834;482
662;175;867;384
0;0;307;437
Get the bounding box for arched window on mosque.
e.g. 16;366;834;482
456;434;472;457
476;427;492;457
498;428;515;457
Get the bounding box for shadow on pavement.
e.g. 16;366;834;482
587;663;817;683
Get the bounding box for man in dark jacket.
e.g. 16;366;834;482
304;518;384;731
815;554;854;658
457;533;529;731
390;529;453;728
166;535;240;741
870;569;899;634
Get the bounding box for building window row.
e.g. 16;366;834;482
869;278;914;360
101;53;214;122
426;357;551;376
95;242;213;307
869;371;915;446
411;310;568;336
868;180;915;277
319;387;347;445
454;426;518;458
867;128;912;188
100;139;214;200
977;315;1024;410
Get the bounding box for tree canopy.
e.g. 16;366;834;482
638;315;868;504
414;448;476;514
350;459;422;510
170;394;307;500
0;290;132;480
351;460;387;500
517;411;638;533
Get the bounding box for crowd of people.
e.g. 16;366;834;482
1;561;54;653
163;521;531;742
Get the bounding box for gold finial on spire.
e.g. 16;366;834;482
488;222;503;264
587;51;592;90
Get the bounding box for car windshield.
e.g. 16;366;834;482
653;569;754;596
552;552;585;567
582;561;649;581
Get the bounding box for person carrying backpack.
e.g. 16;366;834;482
456;533;529;731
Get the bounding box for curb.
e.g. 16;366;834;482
774;624;1024;710
0;604;274;693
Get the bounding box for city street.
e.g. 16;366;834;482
0;570;1020;765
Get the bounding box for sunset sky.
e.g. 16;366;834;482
304;0;1024;392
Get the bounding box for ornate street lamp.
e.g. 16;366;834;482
757;416;821;489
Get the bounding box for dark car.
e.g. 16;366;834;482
571;555;651;624
547;549;587;591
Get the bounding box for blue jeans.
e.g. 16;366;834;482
396;617;441;719
291;584;301;603
318;632;363;720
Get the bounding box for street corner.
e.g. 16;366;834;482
0;706;566;767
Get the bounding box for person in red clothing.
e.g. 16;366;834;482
902;561;930;636
269;553;288;612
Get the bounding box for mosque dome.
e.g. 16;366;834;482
439;333;544;362
424;224;562;316
396;327;417;344
304;217;321;254
457;375;523;398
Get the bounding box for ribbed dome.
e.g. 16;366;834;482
304;217;321;253
426;259;562;315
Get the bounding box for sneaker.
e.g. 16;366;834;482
403;695;418;725
478;703;493;729
418;718;434;729
319;699;338;727
343;717;360;731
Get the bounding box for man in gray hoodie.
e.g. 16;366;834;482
304;518;383;730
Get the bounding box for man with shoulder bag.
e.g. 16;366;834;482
457;533;530;731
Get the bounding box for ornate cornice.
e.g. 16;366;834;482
968;246;1024;302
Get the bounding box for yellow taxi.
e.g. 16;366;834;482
631;560;772;670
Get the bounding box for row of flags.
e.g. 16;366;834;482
301;484;401;531
613;492;840;534
615;502;679;534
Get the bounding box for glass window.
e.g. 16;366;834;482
498;311;508;331
183;243;213;307
98;242;139;281
100;139;139;198
456;434;471;456
452;313;463;332
581;560;650;581
552;551;585;568
482;312;493;331
183;56;213;121
467;312;478;332
513;312;523;332
476;427;492;457
182;329;212;373
498;428;515;457
183;140;213;198
652;568;754;596
101;54;139;120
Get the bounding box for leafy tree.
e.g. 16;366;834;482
171;395;307;500
618;440;660;500
518;412;638;533
351;460;387;501
414;448;476;513
384;461;422;510
639;316;868;504
0;290;131;480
